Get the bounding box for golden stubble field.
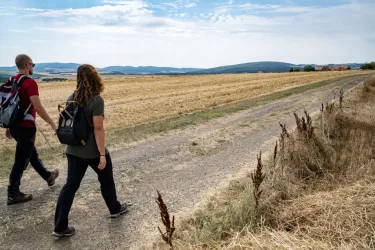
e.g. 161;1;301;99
0;71;370;149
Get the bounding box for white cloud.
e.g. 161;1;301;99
273;6;319;13
239;3;281;10
229;0;235;4
238;3;318;13
102;0;146;7
161;2;178;10
214;6;232;14
7;30;30;33
185;3;197;8
0;7;45;16
31;4;151;18
18;8;45;12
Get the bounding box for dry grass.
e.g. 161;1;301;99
160;75;375;250
276;181;375;248
363;75;375;93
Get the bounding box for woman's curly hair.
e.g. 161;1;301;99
74;64;104;106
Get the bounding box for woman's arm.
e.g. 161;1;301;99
93;115;106;170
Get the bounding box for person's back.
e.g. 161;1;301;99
4;54;59;205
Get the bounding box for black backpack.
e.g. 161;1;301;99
0;76;32;128
56;94;91;146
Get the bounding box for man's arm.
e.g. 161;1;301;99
29;95;57;132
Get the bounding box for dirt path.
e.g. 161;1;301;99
0;77;366;250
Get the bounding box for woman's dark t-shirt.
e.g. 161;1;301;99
65;94;109;159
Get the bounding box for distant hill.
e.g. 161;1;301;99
0;63;81;74
0;67;17;72
0;72;47;82
0;72;13;83
100;66;201;74
100;71;125;75
0;61;365;75
34;63;81;72
191;61;299;74
0;64;201;75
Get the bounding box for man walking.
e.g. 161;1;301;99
4;54;59;205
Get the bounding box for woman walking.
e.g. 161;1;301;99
53;64;130;237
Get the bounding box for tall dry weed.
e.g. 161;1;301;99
278;111;336;181
156;191;175;250
251;152;265;209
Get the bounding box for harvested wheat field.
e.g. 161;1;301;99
0;71;369;151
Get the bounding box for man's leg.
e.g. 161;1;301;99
88;154;121;215
29;146;58;186
8;127;36;203
54;154;87;233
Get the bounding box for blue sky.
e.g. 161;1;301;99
0;0;374;68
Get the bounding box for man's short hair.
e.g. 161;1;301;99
15;54;32;70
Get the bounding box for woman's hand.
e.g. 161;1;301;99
98;155;107;170
5;129;12;139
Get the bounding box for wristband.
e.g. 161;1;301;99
100;154;106;156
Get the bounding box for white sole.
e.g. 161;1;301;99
52;231;75;237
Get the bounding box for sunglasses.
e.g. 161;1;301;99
28;63;36;68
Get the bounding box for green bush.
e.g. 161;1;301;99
304;65;315;72
360;62;375;70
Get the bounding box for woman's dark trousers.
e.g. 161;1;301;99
54;153;121;232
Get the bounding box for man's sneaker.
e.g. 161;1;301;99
110;203;131;218
7;192;33;205
47;169;59;186
52;227;76;238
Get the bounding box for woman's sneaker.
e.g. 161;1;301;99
52;227;76;238
110;203;132;218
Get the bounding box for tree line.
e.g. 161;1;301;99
289;65;315;72
42;78;68;82
360;62;375;70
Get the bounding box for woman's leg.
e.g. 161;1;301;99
88;154;121;214
54;154;88;232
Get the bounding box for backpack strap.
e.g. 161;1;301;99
15;75;28;87
71;92;93;128
13;75;33;115
3;76;14;87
